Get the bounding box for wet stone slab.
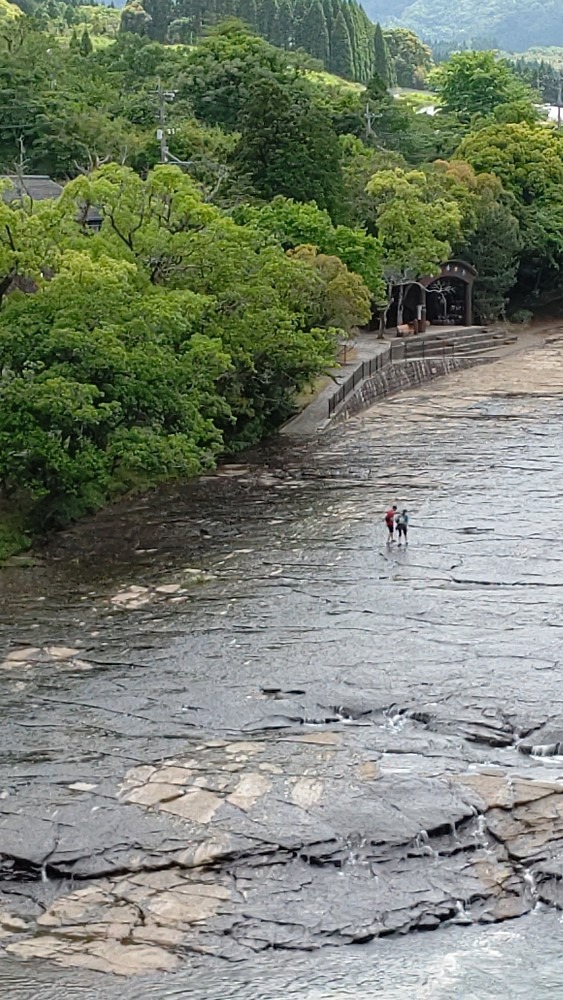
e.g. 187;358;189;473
4;342;563;976
3;730;563;974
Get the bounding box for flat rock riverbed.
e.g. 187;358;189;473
3;338;563;994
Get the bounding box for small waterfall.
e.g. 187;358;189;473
384;706;407;730
342;834;371;869
413;829;437;856
453;899;472;924
416;829;429;847
474;814;491;850
530;742;563;757
523;869;538;902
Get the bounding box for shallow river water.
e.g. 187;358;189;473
3;912;563;998
3;339;563;996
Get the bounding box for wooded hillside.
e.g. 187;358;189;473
362;0;563;49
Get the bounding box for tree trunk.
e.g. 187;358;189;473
396;283;405;328
378;281;393;338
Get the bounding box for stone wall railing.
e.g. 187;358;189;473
327;338;466;418
330;356;488;425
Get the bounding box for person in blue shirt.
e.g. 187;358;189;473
396;509;409;544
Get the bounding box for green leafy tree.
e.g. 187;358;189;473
181;22;288;130
457;121;563;306
363;78;447;164
120;0;152;34
289;244;371;330
0;250;228;527
0;164;348;531
383;28;433;89
455;195;521;322
235;74;344;218
339;134;404;226
432;51;539;125
456;122;563;203
0;182;66;307
366;167;462;326
235;195;385;299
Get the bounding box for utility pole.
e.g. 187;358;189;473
16;135;27;175
156;77;167;162
364;103;374;142
155;77;176;162
557;72;562;129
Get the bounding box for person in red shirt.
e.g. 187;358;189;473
385;505;397;542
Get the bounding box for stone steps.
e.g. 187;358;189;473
447;333;518;356
455;343;517;359
398;325;489;347
401;330;515;359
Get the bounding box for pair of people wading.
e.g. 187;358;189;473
384;506;409;545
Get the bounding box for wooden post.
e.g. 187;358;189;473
415;304;422;335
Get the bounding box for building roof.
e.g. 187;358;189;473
0;174;64;203
0;173;102;228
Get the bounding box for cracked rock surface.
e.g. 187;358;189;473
3;342;563;979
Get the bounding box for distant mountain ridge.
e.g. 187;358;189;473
362;0;563;48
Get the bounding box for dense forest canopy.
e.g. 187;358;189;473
120;0;400;85
0;0;435;85
0;18;562;555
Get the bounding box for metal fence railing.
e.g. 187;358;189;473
327;338;456;417
328;348;389;417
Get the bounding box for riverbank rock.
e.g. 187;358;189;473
4;751;563;974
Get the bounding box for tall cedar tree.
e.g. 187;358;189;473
121;0;377;82
373;22;392;87
79;27;94;55
292;0;308;50
274;0;292;46
239;0;258;29
302;0;329;64
342;1;357;77
329;8;353;79
263;0;279;41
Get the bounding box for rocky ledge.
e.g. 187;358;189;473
2;729;563;975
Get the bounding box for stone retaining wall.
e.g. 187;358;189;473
331;356;487;424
